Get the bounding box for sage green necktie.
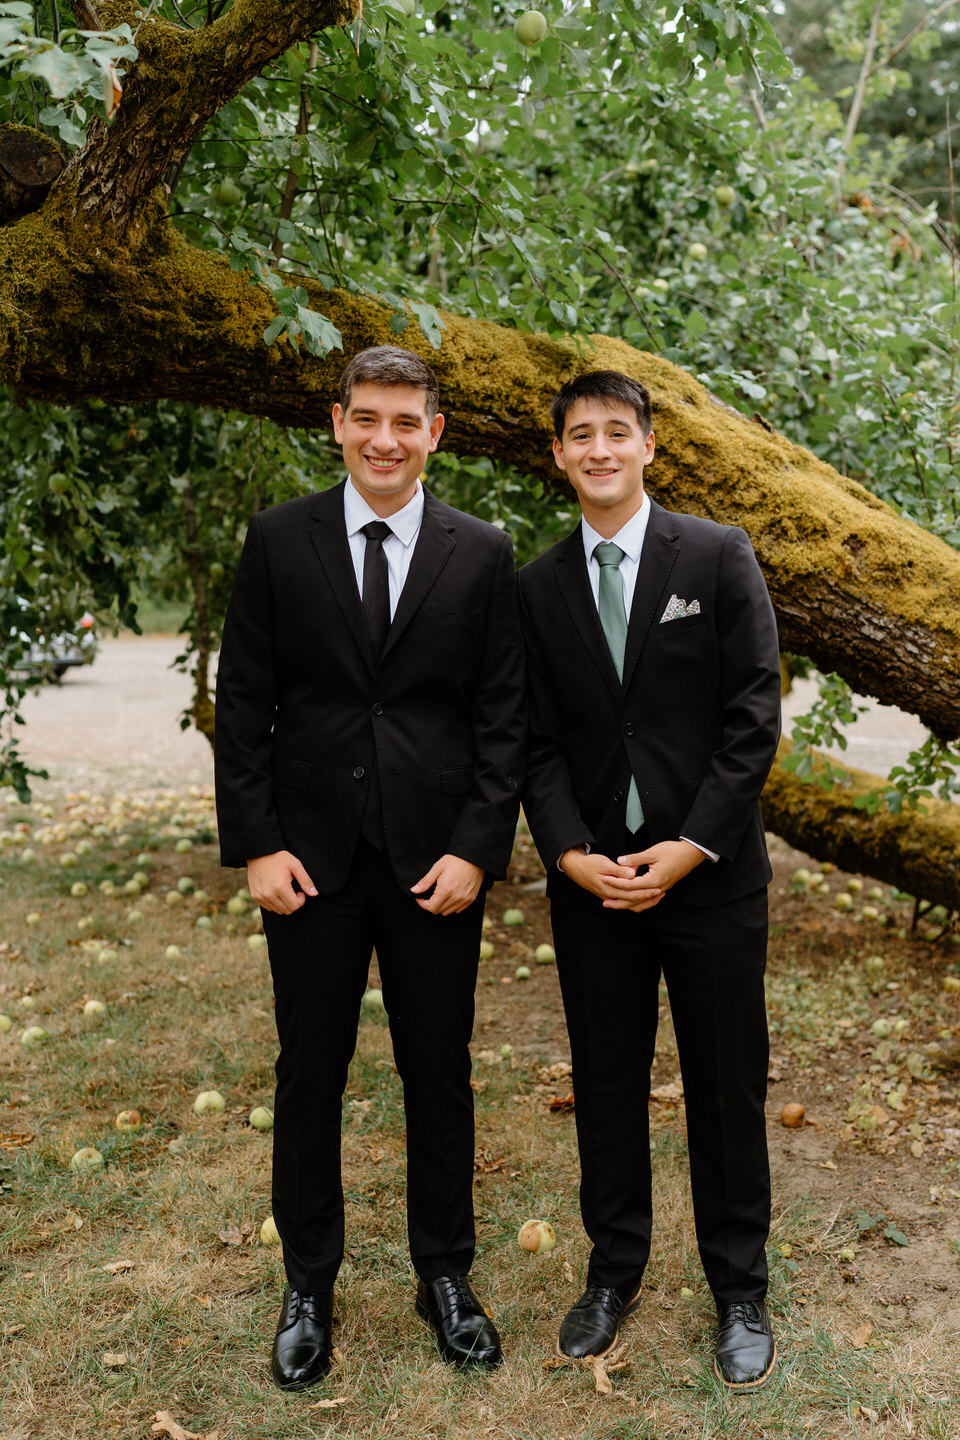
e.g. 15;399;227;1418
593;542;644;834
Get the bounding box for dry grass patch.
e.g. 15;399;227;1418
1;790;959;1437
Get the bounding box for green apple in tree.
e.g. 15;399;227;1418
48;472;70;494
514;9;547;45
714;184;736;207
686;242;708;262
213;177;242;208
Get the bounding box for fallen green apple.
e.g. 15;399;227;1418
535;943;555;965
260;1214;281;1246
503;908;525;926
249;1106;274;1131
70;1146;104;1173
515;965;531;981
115;1109;142;1132
193;1090;226;1115
21;1025;48;1046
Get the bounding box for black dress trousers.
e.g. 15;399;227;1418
263;837;485;1294
552;862;771;1304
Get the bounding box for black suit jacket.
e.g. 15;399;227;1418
215;483;526;893
518;499;781;909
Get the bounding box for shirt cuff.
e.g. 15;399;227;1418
680;836;719;863
557;842;591;872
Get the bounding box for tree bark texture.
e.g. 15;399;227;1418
65;0;357;233
3;206;959;738
762;741;960;914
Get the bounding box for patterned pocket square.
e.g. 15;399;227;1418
660;594;701;623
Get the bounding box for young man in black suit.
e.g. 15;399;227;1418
518;371;782;1389
215;346;525;1388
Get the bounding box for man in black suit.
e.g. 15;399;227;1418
518;371;781;1389
215;346;525;1388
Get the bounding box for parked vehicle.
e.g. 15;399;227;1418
15;607;98;682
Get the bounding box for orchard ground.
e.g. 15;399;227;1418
0;644;958;1439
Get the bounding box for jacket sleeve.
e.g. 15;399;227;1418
518;570;596;871
679;526;781;860
214;514;287;868
445;532;527;879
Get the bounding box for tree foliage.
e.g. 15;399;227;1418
0;0;958;843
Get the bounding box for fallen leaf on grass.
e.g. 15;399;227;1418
650;1082;683;1102
150;1414;218;1440
217;1220;254;1247
307;1398;347;1410
0;1131;35;1150
191;1294;212;1309
102;1260;134;1274
859;1405;880;1421
102;1351;128;1368
850;1321;873;1348
548;1092;575;1113
543;1352;628;1395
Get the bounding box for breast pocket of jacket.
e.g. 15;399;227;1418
658;613;707;636
272;757;311;790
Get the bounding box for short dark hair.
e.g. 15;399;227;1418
338;346;440;419
551;371;652;440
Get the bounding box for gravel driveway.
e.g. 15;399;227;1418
12;637;927;802
15;635;215;798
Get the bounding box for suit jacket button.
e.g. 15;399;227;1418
372;703;383;716
614;790;624;803
353;766;365;779
623;722;635;737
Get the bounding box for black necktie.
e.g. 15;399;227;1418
360;520;392;662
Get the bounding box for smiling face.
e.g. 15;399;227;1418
553;397;655;536
332;382;445;515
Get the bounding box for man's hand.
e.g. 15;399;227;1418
247;850;318;915
411;855;485;915
559;848;663;913
600;839;707;912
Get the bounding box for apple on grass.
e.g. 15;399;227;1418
503;908;525;926
249;1106;274;1131
115;1109;142;1132
193;1090;226;1115
20;1025;48;1047
518;1219;556;1253
260;1214;281;1246
70;1147;104;1173
83;999;107;1017
0;1014;12;1033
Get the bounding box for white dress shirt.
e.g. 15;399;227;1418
576;494;718;865
344;477;424;619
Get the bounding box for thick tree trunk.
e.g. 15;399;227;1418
763;742;960;914
2;208;959;738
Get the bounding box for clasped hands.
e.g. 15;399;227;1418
559;839;707;912
247;850;484;917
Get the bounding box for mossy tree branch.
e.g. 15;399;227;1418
63;0;358;234
763;742;960;914
3;211;960;738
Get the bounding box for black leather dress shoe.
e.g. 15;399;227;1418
415;1275;503;1368
714;1299;777;1390
557;1281;641;1358
270;1287;334;1391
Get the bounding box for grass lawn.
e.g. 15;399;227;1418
1;788;959;1438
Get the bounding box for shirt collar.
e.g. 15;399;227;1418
581;491;651;565
344;477;424;547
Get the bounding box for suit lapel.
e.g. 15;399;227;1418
380;489;456;664
308;482;376;675
622;500;680;692
554;528;623;701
